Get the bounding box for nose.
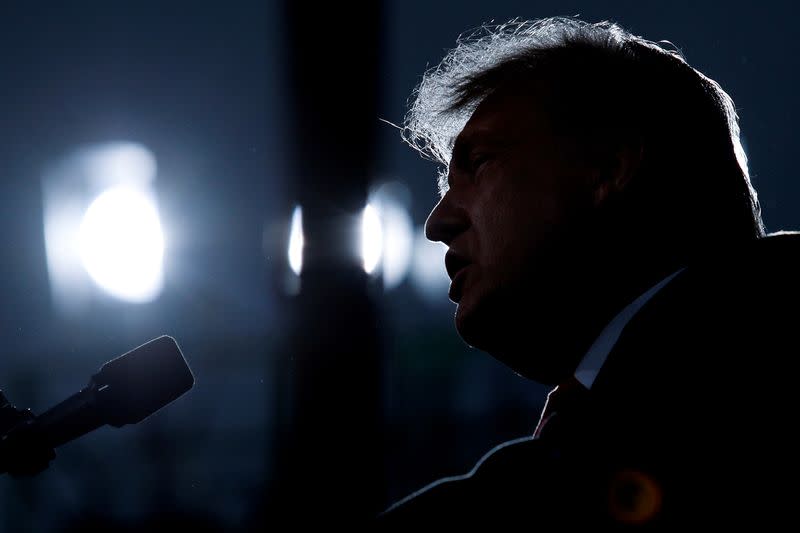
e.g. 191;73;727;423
424;192;469;246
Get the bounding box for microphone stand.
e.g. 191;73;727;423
0;390;55;477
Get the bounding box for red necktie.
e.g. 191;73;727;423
533;376;588;439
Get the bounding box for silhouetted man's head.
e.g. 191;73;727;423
410;18;764;384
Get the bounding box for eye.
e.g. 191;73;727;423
470;153;492;175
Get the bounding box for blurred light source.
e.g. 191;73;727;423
79;187;164;303
380;203;414;289
42;142;163;313
288;205;304;275
410;227;450;303
370;182;413;289
362;204;382;274
287;184;412;281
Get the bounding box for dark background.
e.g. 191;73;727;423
0;1;797;530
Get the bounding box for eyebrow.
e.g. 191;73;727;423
440;128;523;195
451;128;516;159
449;132;482;168
438;131;502;196
450;130;480;159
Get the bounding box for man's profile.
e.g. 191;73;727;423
380;17;798;527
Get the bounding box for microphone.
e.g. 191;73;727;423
1;336;194;475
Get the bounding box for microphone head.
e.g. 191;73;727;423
92;336;195;427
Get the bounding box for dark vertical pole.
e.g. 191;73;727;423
272;0;385;525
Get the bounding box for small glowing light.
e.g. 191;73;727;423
608;469;663;525
79;187;164;302
380;201;413;289
362;204;382;274
410;227;450;303
288;205;304;275
367;181;414;289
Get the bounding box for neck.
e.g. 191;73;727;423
497;237;685;385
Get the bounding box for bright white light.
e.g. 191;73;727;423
42;142;161;314
79;187;164;302
410;227;450;303
362;204;383;274
288;205;304;275
380;200;413;289
365;181;414;289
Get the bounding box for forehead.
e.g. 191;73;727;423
451;83;555;152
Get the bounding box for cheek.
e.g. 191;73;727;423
474;211;537;286
472;158;590;276
480;189;549;257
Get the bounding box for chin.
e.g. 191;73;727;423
454;288;584;386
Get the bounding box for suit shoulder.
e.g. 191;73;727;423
379;437;554;524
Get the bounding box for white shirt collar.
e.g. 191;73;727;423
574;268;685;389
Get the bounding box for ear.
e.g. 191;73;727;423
592;139;645;208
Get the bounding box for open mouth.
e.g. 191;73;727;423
445;251;471;303
445;251;470;280
448;267;469;303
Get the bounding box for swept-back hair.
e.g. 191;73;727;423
403;17;765;241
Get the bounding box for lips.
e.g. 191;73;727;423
445;251;471;303
448;267;469;303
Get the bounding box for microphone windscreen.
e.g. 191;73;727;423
93;336;195;427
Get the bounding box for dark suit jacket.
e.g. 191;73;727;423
379;233;800;528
